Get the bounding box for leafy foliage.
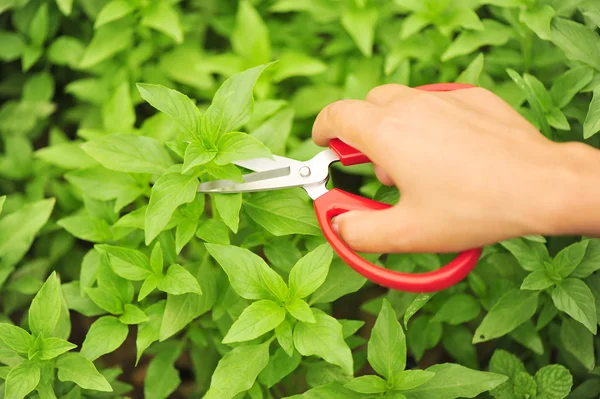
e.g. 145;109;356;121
1;0;600;397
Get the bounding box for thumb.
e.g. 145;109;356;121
332;205;452;254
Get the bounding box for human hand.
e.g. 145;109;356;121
312;84;597;254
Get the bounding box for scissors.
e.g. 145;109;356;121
197;82;482;293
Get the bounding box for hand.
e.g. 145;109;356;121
312;84;600;254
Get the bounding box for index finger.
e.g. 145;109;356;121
311;99;383;149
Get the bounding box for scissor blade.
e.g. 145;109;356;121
197;170;307;193
233;155;295;173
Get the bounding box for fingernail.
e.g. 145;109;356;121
332;218;340;235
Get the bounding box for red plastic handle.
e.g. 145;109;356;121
328;82;477;166
319;82;481;292
315;189;482;292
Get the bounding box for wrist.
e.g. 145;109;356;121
535;141;600;237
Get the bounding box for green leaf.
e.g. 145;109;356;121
473;289;539;343
102;81;135;133
285;297;315;323
288;244;332;299
80;316;129;361
310;258;367;304
94;0;134;28
258;348;301;388
560;317;595;371
79;24;133;68
136;301;165;365
514;372;537;398
506;69;552;137
552;278;597;334
441;325;478;369
499;238;549;271
442;19;512;61
206;244;288;301
137;84;200;139
430;294;480;325
159;261;217;340
244;191;320;236
57;214;112;243
520;4;555;40
144;346;182;399
521;270;554;290
509;321;544;355
572;239;600;278
196;219;230;245
145;172;198;245
456;53;484;85
341;5;378;57
488;349;526;398
584;87;600;139
275;319;294;357
65;167;143;212
39;338;76;360
119;304;149;325
0;323;32;354
182;141;216;173
293;308;353;375
214;132;272;166
403;293;434;326
534;365;572;399
284;382;362;399
85;287;123;315
403;363;508;399
29;3;48;46
553;240;588;278
250;106;295;155
157;264;202;295
344;375;386;394
150;242;163;276
272;51;327;82
231;0;271;65
201;63;273;144
175;218;199;254
368;299;406;380
56;352;113;392
550;66;594;108
204;342;270;399
141;2;183;43
81;134;173;175
29;271;62;337
214;194;242;233
393;370;435;391
223;300;285;344
97;245;151;281
551;18;600;71
0;196;5;215
0;198;54;267
5;361;40;399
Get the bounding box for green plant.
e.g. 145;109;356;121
1;0;600;398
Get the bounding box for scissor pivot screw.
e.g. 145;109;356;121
299;166;311;177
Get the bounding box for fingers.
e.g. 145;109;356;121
365;84;415;105
312;99;383;147
374;165;394;186
332;205;481;254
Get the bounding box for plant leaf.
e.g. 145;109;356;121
214;132;272;166
145;172;198;245
584;87;600;139
56;352;112;391
223;300;285;343
368;299;406;380
293;308;353;375
204;342;270;399
119;304;149;325
206;244;288;301
5;361;41;399
285;297;315;323
157;264;202;295
81;134;173;175
552;278;597;334
80;316;129;361
29;271;62;337
289;244;333;299
473;289;539;343
344;375;386;394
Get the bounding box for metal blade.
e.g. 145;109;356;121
233;155;295;172
197;149;340;195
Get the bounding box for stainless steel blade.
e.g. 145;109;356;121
233;155;296;172
197;149;340;196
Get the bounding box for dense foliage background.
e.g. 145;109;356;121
1;0;600;397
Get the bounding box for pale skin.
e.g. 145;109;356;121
312;84;600;254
